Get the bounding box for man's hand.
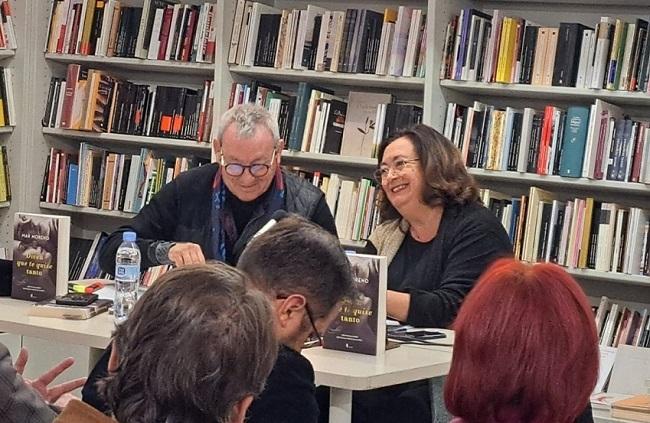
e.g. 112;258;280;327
15;348;87;407
168;242;206;266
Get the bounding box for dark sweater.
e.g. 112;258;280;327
247;345;318;423
387;202;513;328
98;164;336;273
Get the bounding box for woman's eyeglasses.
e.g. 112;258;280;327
373;158;420;182
220;150;276;177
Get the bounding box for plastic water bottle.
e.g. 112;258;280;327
114;231;140;323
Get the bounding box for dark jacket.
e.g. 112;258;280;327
99;164;336;273
0;342;57;423
247;345;318;423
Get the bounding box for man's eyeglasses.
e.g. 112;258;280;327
373;158;420;182
220;149;276;177
276;295;323;348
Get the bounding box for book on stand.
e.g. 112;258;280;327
12;212;70;302
323;253;387;356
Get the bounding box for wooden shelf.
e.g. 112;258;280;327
567;268;650;287
440;80;650;107
469;169;650;197
40;202;136;218
282;150;376;169
230;65;425;90
0;201;9;208
45;53;215;76
43;128;212;153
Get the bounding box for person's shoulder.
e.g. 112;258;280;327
448;202;505;232
273;345;314;382
283;172;323;194
174;163;218;184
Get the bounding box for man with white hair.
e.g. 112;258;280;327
98;103;336;273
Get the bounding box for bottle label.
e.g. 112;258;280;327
116;264;140;281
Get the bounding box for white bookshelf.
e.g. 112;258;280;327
0;201;9;209
45;53;215;76
42;128;213;153
567;268;650;288
230;65;425;90
0;126;13;134
282;151;376;169
469;169;650;198
0;49;14;60
440;80;650;107
39;202;136;219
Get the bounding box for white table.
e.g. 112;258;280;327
303;343;452;422
0;297;453;423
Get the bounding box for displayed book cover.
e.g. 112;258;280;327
12;213;70;302
340;91;393;158
323;253;387;356
28;298;112;320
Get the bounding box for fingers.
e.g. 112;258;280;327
15;348;28;375
168;243;206;267
46;377;87;403
35;357;75;388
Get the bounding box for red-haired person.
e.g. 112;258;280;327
445;259;599;423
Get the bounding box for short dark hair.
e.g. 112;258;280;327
237;215;353;318
377;124;480;221
102;264;277;423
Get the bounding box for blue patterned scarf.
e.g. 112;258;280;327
210;166;285;262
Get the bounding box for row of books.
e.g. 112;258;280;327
45;0;217;63
229;82;423;158
68;231;170;288
40;144;209;212
228;2;426;78
482;186;650;276
42;65;214;142
0;0;15;50
0;145;10;202
292;169;379;242
445;99;650;184
441;9;650;92
595;296;650;348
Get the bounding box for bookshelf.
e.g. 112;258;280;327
42;128;213;154
39;202;136;219
44;53;215;76
229;65;425;90
0;0;643;304
0;201;8;208
434;0;650;310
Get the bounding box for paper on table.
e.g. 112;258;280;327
609;345;650;395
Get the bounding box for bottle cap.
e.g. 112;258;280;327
123;231;137;242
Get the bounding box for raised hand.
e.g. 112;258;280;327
15;347;87;407
168;242;206;266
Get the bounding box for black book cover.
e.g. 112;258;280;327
476;106;493;168
629;19;649;91
476;21;492;81
353;10;382;73
307;15;322;70
552;110;566;175
537;202;553;261
40;154;51;202
520;26;538;84
68;237;94;280
587;203;602;269
465;108;486;167
507;112;523;171
527;114;544;173
127;7;143;58
552;23;588;87
322;99;347;154
115;7;132;57
12;213;70;302
88;1;105;55
341;9;358;72
323;254;387;356
49;80;62;128
42;77;58;127
636;22;650;91
550;205;565;263
255;14;281;67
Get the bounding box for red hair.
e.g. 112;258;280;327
444;259;599;423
